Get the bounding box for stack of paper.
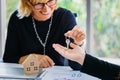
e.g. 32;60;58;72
40;66;101;80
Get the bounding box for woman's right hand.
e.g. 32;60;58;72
65;25;86;46
37;54;55;68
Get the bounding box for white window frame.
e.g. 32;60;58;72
0;0;6;58
86;0;93;53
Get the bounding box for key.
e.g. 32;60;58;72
66;37;70;49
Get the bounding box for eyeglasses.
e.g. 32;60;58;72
31;0;56;10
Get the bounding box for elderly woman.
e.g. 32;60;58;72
3;0;85;69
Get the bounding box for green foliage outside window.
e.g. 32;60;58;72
6;0;18;24
58;0;86;27
93;0;120;58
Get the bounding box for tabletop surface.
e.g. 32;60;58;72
0;63;101;80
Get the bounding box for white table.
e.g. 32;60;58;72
0;63;101;80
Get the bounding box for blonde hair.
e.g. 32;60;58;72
17;0;58;19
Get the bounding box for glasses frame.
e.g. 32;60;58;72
30;0;57;10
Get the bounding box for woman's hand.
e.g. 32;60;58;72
52;43;86;65
19;54;55;68
37;54;55;68
65;25;86;46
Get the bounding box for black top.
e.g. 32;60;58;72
3;7;81;70
81;54;120;80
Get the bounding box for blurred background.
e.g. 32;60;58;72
0;0;120;64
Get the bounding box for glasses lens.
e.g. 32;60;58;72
47;0;56;6
34;4;43;10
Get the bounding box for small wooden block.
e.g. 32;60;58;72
22;54;40;75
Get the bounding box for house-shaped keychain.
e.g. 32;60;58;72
22;54;40;75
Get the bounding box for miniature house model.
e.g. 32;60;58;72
22;54;40;75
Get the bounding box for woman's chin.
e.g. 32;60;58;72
41;15;51;21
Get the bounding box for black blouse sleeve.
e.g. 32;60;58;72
81;54;120;80
3;11;21;63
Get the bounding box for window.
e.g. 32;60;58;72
58;0;86;28
6;0;19;25
0;0;19;58
92;0;120;59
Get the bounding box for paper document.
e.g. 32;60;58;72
41;70;81;80
43;66;72;71
40;66;101;80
